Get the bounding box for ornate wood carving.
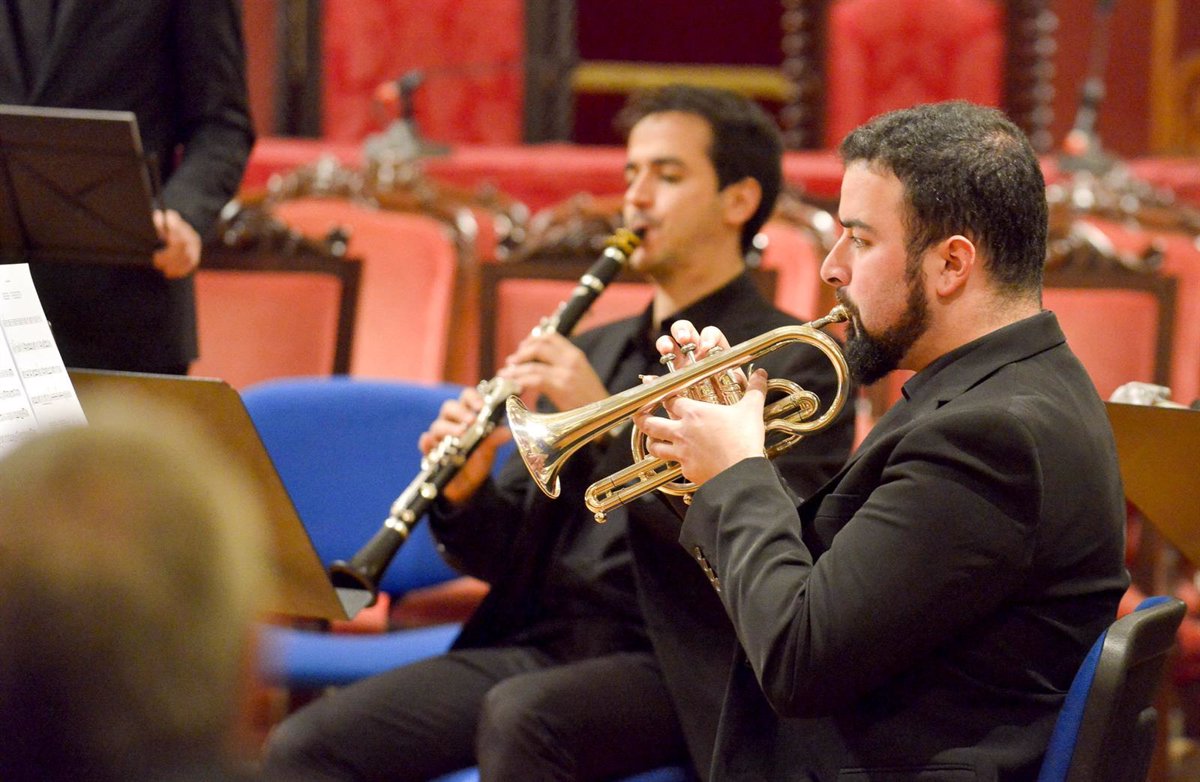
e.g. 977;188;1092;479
1004;0;1057;153
779;0;828;150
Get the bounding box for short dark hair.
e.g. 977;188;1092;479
839;101;1047;295
616;84;784;253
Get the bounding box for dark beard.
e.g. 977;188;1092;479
839;274;930;386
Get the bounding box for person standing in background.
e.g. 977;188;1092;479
0;1;254;373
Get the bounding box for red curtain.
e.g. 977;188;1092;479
824;0;1003;148
321;0;525;144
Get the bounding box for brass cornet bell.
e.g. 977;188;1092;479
507;305;851;522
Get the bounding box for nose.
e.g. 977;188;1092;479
624;170;652;209
820;235;849;288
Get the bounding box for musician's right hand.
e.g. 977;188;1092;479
419;386;512;506
497;330;608;412
635;319;767;486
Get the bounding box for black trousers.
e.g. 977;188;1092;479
261;647;690;782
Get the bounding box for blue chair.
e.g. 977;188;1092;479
1038;595;1186;782
245;376;468;688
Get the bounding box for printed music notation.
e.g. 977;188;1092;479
0;264;87;457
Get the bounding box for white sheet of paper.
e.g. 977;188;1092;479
0;323;37;457
0;264;86;455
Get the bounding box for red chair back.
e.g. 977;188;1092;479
479;266;652;378
276;199;460;382
758;219;828;320
193;272;348;389
824;0;1004;147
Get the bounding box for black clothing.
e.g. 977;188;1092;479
682;312;1129;781
0;1;254;372
264;273;855;781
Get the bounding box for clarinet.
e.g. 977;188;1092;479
328;228;642;611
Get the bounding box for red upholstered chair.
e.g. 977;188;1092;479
478;260;654;378
240;143;534;385
855;266;1177;443
756;189;841;320
812;0;1056;151
824;0;1004;148
1045;172;1200;405
1042;272;1176;402
192;205;362;390
756;222;825;320
477;257;779;382
274;198;462;383
1077;220;1200;408
1156;234;1200;405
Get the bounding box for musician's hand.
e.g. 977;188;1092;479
637;368;768;486
497;331;607;411
645;318;747;407
635;319;763;486
419;386;511;506
654;318;734;363
152;209;202;279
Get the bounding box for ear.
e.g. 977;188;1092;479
932;235;976;298
720;177;761;227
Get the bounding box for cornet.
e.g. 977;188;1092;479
508;306;851;522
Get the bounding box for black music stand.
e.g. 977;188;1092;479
1106;402;1200;566
0;104;160;266
69;369;347;621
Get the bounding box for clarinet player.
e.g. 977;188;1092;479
263;84;855;782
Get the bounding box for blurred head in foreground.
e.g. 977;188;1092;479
0;397;272;781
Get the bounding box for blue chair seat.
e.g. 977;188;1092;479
259;622;461;689
242;377;469;690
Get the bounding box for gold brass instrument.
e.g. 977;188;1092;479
326;228;642;616
507;306;850;522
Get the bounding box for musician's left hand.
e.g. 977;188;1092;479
635;319;767;486
152;209;202;279
497;330;608;411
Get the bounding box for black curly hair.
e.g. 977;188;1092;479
839;100;1047;296
616;84;784;254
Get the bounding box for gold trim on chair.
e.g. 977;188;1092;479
571;61;797;102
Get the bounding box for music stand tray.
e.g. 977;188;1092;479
1107;401;1200;565
69;369;346;621
0;104;159;266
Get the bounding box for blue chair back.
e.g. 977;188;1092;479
242;376;463;597
1038;595;1185;782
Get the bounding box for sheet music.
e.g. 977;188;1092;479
0;263;86;457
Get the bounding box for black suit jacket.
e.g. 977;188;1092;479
430;273;856;779
681;312;1129;781
0;0;254;370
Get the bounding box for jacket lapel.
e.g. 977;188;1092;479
26;0;84;101
0;5;30;98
